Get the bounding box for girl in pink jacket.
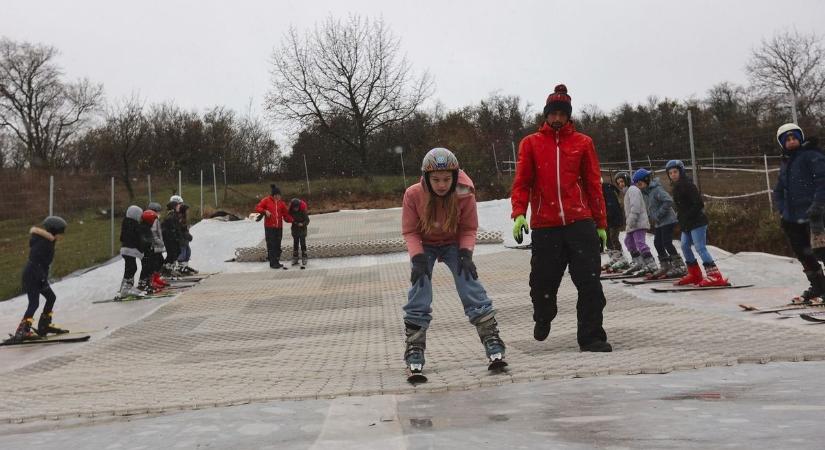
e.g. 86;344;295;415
400;147;506;383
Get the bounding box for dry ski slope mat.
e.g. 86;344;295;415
3;250;825;423
235;208;502;261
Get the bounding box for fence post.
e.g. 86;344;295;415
764;154;773;214
110;177;115;257
200;170;204;219
624;128;632;172
687;110;700;192
791;93;799;124
510;141;517;175
400;147;407;188
49;175;54;216
223;159;228;203
178;170;182;197
712;153;716;175
646;155;652;168
491;143;499;174
303;154;311;195
212;163;218;208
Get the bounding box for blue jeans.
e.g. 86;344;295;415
403;244;494;329
177;242;191;263
681;225;714;265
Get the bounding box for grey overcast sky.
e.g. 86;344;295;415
2;0;824;143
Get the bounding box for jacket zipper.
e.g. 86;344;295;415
555;134;567;226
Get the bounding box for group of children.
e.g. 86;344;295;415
601;161;728;287
254;184;311;269
118;195;199;299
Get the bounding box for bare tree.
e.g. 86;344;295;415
0;38;103;168
746;29;825;119
106;95;150;200
266;15;432;176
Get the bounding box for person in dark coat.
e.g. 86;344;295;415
289;198;310;267
666;160;727;287
773;123;825;302
161;199;183;274
176;203;197;274
119;205;152;298
601;173;628;271
7;216;68;343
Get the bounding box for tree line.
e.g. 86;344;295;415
2;20;824;200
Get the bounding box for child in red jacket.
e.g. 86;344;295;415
255;184;292;269
401;147;506;382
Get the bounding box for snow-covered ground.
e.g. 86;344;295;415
1;198;818;372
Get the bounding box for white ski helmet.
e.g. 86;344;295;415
421;147;460;196
170;194;184;204
126;205;143;221
776;123;804;148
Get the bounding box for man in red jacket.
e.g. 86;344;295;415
511;84;612;352
255;184;293;269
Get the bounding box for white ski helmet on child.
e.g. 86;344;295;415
776;123;804;148
170;195;184;204
421;147;460;196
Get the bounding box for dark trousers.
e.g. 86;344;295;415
781;220;825;272
22;263;56;319
606;226;622;252
530;219;608;346
265;227;283;266
653;223;679;257
140;252;163;280
293;236;307;254
164;243;180;265
123;255;138;280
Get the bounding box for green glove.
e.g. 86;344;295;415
597;228;607;249
513;215;530;244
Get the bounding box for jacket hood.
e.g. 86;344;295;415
784;136;820;158
644;177;663;193
30;226;56;242
126;205;143;221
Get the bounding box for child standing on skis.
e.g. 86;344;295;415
666;160;728;286
602;173;628;272
176;203;197;274
289;198;310;267
119;205;153;298
773;124;825;301
162;196;183;276
7;216;68;343
623;169;657;275
145;202;168;289
636;168;686;279
401;147;506;380
138;209;161;293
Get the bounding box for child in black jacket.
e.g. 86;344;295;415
289;198;310;267
7;216;68;343
119;205;152;298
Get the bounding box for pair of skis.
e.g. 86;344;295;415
407;358;507;385
93;291;176;304
739;299;825;322
1;333;90;347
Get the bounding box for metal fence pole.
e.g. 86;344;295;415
764;154;773;214
712;153;715;174
624;128;632;172
303;154;311;195
110;177;115;257
147;174;152;202
222;159;228;203
687;110;700;192
212;163;218;208
510;141;517;175
49;175;54;216
400;148;407;187
178;170;182;197
791;93;799;124
491;143;499;174
647;155;652;168
200;170;204;218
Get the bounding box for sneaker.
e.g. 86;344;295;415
580;341;613;352
533;321;551;341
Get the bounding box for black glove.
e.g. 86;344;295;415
457;248;478;280
807;203;825;221
256;213;264;222
410;254;431;286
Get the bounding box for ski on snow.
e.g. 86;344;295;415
1;334;90;347
651;284;754;293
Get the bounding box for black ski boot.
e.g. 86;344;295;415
36;312;69;337
301;252;308;269
6;318;36;343
291;251;299;266
404;322;427;384
473;312;507;371
796;269;825;303
534;321;551;341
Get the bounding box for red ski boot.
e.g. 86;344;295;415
698;263;729;287
675;262;703;286
152;272;169;289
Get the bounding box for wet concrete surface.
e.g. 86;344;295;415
2;361;824;449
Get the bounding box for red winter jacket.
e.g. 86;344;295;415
511;121;607;229
255;196;293;228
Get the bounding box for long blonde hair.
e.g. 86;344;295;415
419;190;459;235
